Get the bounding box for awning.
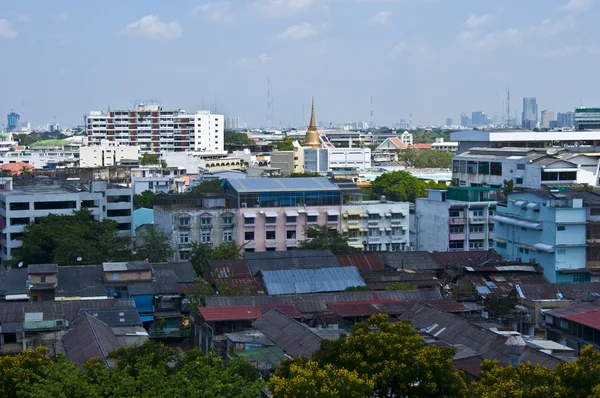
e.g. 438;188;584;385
379;213;385;217
526;202;540;210
285;210;299;217
492;215;542;230
385;213;392;217
348;224;360;229
514;200;527;207
534;242;555;253
264;211;278;218
385;227;392;231
379;227;385;231
493;237;507;244
343;228;348;233
542;168;577;172
243;212;257;218
140;315;155;322
516;243;535;250
306;211;319;217
345;208;362;216
327;210;340;216
6;294;28;301
349;244;364;249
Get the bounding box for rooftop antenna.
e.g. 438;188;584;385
409;112;413;128
266;78;272;129
370;96;374;127
506;87;511;127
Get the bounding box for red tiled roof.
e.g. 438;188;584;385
388;137;407;149
411;143;432;149
428;299;469;313
199;306;262;322
178;283;200;294
0;162;34;176
257;304;303;319
564;309;600;331
328;301;386;317
336;253;385;271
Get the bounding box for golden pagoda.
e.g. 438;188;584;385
304;97;321;148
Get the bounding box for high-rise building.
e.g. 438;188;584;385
85;104;224;154
6;112;19;132
556;111;575;128
225;116;240;130
522;97;538;130
446;118;453;126
540;110;555;129
575;108;600;130
471;111;487;126
460;113;470;127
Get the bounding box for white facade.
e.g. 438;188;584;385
0;180;133;262
86;104;224;155
80;140;141;167
431;138;458;153
400;131;413;146
304;148;371;173
131;166;187;195
342;200;410;251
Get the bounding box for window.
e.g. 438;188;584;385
179;251;190;260
391;243;403;251
287;230;296;239
9;202;29;211
490;162;502;176
112;273;119;281
516;177;524;184
107;209;131;217
266;230;276;240
392;227;403;235
449;241;464;249
469;226;483;233
516;163;525;170
557;225;566;231
244;217;255;226
179;217;190;227
265;217;277;224
471;209;483;217
222;216;233;225
307;215;318;223
223;230;233;242
40;276;46;283
201;230;211;243
368;228;380;237
368;214;380;220
244;231;254;241
327;215;338;223
367;244;380;251
286;216;297;224
179;232;190;244
200;217;212;226
488;209;494;216
391;213;403;219
469;240;484;249
449;210;461;218
574;273;590;283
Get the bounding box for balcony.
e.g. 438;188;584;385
348;237;362;245
469;232;486;240
391;235;406;243
449;217;466;225
449;233;466;241
367;236;381;243
469;216;487;224
367;219;380;225
347;219;360;225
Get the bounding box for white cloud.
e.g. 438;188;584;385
276;22;318;40
192;2;233;23
56;12;70;21
369;10;391;25
560;0;592;13
535;16;576;37
457;28;520;50
464;14;490;27
120;15;182;39
390;41;408;55
234;53;274;67
0;19;17;38
250;0;313;18
542;44;600;58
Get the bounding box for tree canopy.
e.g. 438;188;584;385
10;209;129;266
189;179;224;194
139;153;160;165
397;148;453;168
299;225;354;253
276;136;295;151
224;130;255;146
189;242;242;276
134;226;174;263
370;170;446;202
133;190;155;209
290;172;323;178
0;342;264;398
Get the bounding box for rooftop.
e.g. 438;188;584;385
515;282;600;301
63;313;121;368
545;300;600;331
244;250;340;276
451;129;600;142
260;266;366;295
377;251;442;271
223;177;340;193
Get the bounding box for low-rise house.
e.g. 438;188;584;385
259;266;366;295
244;250;340;276
543;300;600;354
63;313;123;368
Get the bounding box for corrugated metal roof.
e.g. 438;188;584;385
199;306;261;322
215;277;266;295
545;301;600;331
517;282;600;301
209;260;251;279
335;253;385;271
261;266;366;295
244;250;339;276
401;303;563;369
27;264;58;274
224;177;340;193
432;250;501;267
63;313;121;368
377;252;442;271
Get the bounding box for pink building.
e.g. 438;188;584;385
223;178;342;252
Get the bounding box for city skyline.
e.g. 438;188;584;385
1;0;599;128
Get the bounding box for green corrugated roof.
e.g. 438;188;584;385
30;139;70;147
237;346;286;367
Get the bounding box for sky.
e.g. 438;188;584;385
1;0;600;128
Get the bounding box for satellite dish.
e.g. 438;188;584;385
76;257;82;262
18;262;23;268
546;148;559;155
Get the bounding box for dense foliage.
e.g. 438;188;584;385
134;226;174;263
133;190;155;209
290;172;322;178
139;153;160;165
398;148;453;168
299;225;354;253
13;132;67;147
224;130;255;146
411;129;451;144
189;242;242;276
276;136;295;151
188;179;224;194
11;209;129;266
0;342;264;398
370;170;446;202
383;282;419;291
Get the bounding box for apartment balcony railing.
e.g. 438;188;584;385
449;217;466;225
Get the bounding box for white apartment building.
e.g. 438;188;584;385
431;138;458;153
80;140;141;167
342;199;410;251
0;179;133;263
131;166;187;195
400;131;413;146
85;104;224;155
415;187;497;252
303;147;372;173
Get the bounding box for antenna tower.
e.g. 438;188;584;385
506;87;511;127
266;78;272;129
370;96;374;127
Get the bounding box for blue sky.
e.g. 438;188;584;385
1;0;599;128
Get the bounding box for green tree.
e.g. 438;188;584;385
290;172;322;178
139;153;160;165
343;285;370;292
224;130;255;146
189;242;242;276
370;170;428;202
299;225;354;253
11;209;129;266
134;226;174;263
189;179;224;194
312;314;467;397
384;282;418;291
276;136;295;151
133;190;155;209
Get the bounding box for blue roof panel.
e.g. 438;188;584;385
225;177;340;193
261;266;366;295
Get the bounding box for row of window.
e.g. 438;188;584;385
179;216;234;227
179;230;235;244
449;240;486;249
449;225;494;233
244;215;338;226
449;209;494;217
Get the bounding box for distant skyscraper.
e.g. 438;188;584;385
540;110;555;129
460;113;470;127
471;111;487;126
446;118;453;126
522;97;538;129
6;112;19;132
225;116;240;130
556;111;575;128
575;108;600;130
